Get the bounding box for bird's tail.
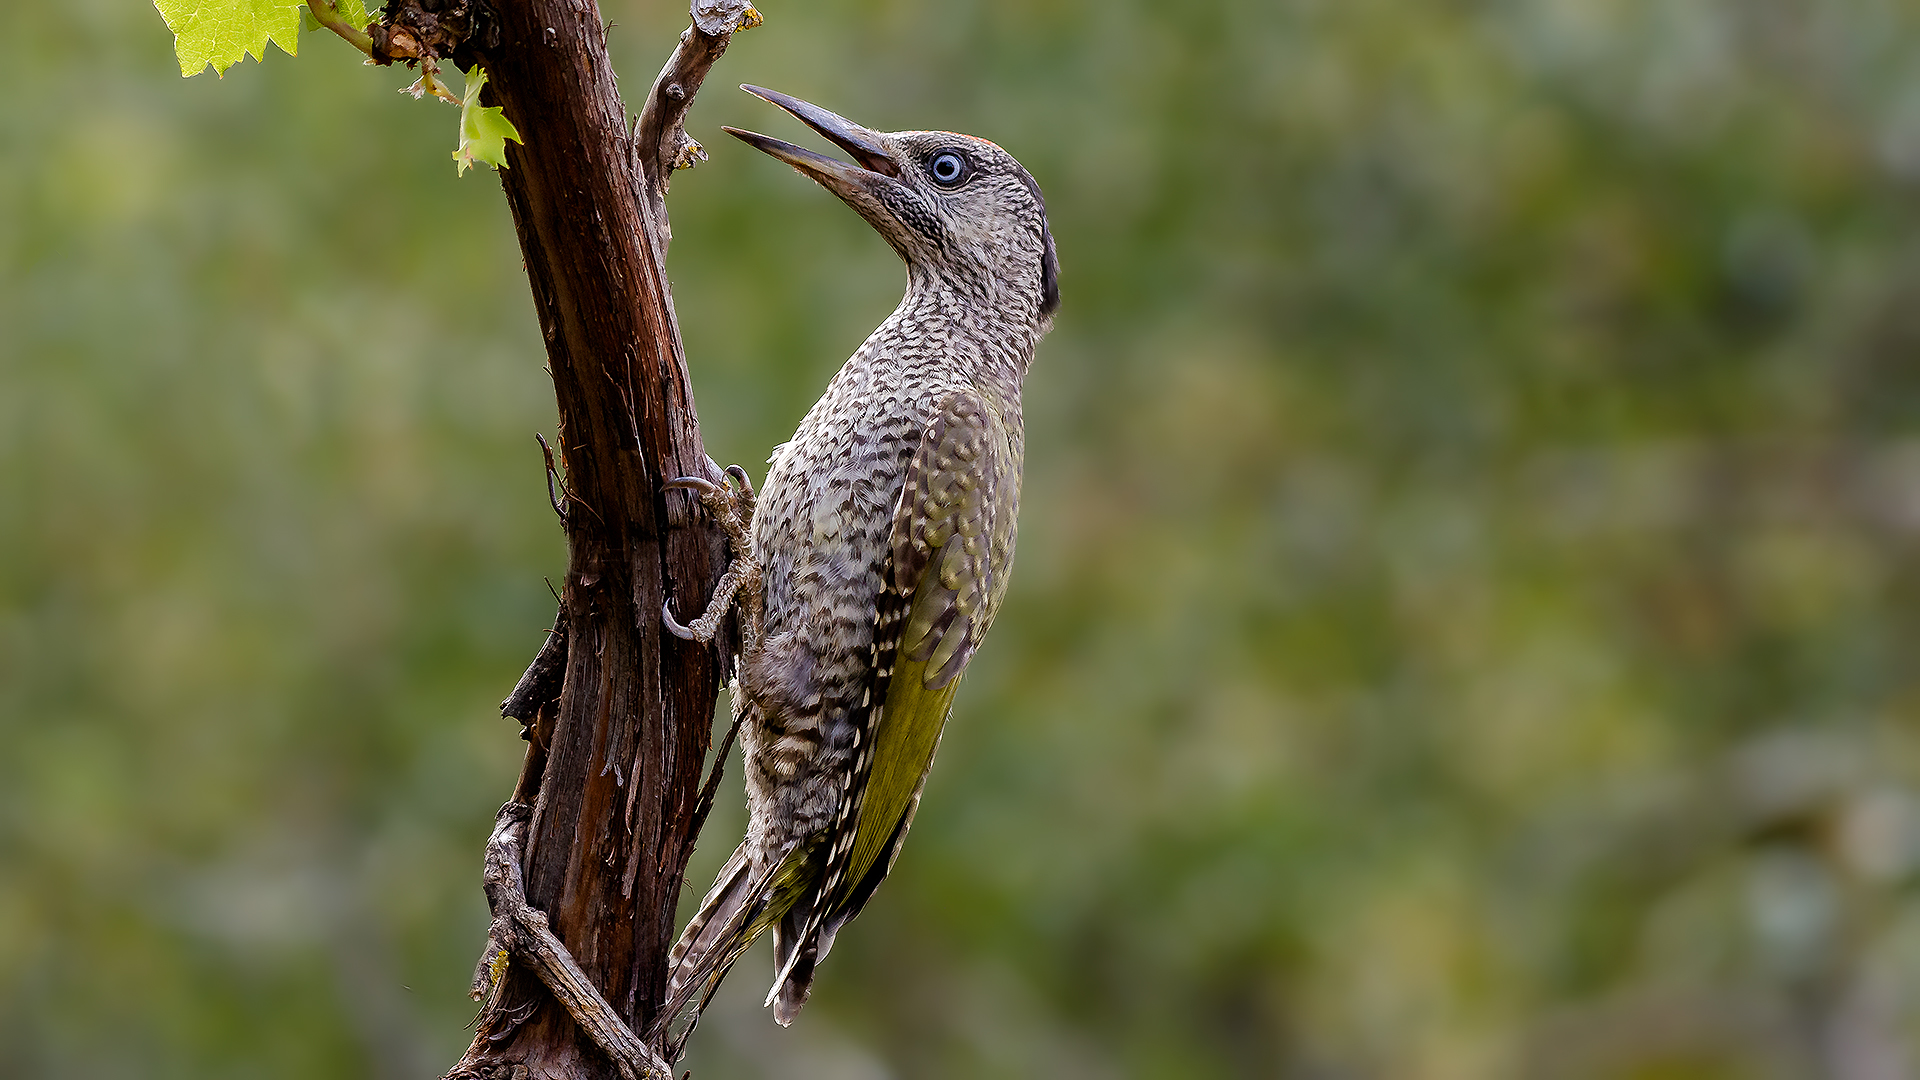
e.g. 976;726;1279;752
767;912;838;1025
660;842;761;1038
661;834;824;1041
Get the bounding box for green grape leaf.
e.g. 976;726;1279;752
454;66;523;175
154;0;305;77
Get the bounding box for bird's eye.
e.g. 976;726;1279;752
927;150;969;187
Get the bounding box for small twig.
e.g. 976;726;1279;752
308;0;465;104
474;804;673;1080
402;61;463;106
536;433;604;525
536;433;568;523
362;0;491;105
687;707;744;848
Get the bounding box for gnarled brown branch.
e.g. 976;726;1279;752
440;0;759;1076
459;804;673;1080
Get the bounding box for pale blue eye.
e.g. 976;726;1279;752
928;150;968;186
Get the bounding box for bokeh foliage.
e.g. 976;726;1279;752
5;0;1920;1077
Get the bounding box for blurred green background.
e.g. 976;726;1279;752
6;0;1920;1076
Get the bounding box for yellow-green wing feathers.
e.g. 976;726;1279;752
896;396;1001;688
841;651;959;908
681;393;1020;1026
836;392;1009;914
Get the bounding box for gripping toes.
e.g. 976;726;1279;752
667;466;756;550
665;465;764;647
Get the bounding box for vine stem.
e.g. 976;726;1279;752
305;0;374;57
405;61;463;106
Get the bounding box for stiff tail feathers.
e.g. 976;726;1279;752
661;835;826;1043
768;910;819;1026
661;842;762;1038
767;913;849;1025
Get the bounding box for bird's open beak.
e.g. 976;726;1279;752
724;85;900;198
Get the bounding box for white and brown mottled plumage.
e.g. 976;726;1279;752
659;85;1057;1036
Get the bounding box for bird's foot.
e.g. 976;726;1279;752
664;465;765;649
667;463;756;551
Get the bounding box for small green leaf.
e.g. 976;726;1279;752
317;0;376;34
335;0;375;31
453;66;523;176
154;0;304;77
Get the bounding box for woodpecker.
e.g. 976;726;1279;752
659;85;1057;1033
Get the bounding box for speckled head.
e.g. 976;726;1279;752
725;85;1059;322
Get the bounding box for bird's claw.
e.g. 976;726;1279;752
663;463;764;650
665;475;720;497
666;466;752;505
662;601;698;641
663;561;759;647
665;465;756;551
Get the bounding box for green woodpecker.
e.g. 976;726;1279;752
660;85;1057;1031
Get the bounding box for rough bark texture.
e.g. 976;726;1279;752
439;1;753;1076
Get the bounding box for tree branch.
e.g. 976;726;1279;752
634;1;762;237
435;0;758;1075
